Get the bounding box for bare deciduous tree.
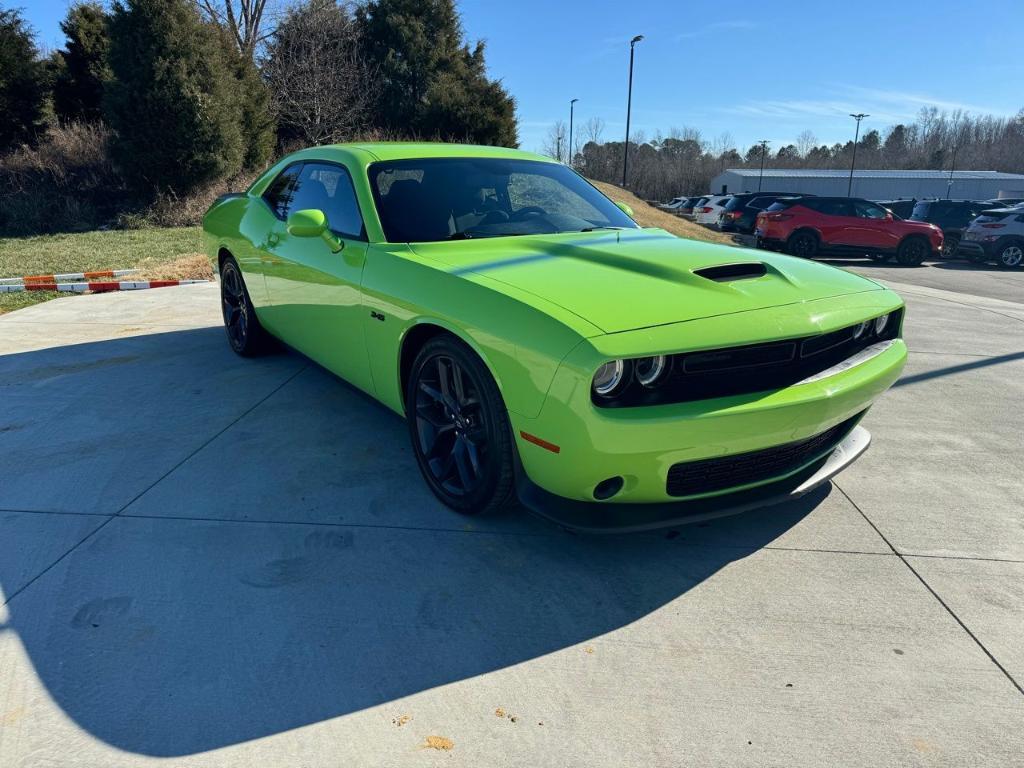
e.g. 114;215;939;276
542;120;567;162
796;130;817;158
583;116;605;145
261;0;373;146
196;0;279;58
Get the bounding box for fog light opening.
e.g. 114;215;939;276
593;476;624;500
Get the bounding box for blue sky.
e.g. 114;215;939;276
18;0;1024;154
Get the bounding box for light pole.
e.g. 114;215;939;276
568;98;579;168
757;140;769;192
947;144;957;198
847;113;868;197
621;34;643;187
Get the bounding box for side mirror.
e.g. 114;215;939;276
286;209;344;252
886;211;894;221
614;201;635;218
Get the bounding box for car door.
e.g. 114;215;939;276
810;199;857;246
848;200;894;250
259;160;375;395
238;163;303;309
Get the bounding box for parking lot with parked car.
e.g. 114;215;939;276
2;220;1022;766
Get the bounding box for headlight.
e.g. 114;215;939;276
635;355;668;387
874;313;889;335
593;360;627;396
852;320;870;339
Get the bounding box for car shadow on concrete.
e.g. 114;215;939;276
0;326;826;757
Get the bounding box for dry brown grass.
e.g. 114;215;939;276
590;180;736;247
131;253;214;282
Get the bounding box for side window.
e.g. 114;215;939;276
853;201;888;219
811;199;854;217
290;162;366;240
262;164;302;219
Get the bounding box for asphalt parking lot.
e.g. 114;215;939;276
1;258;1022;766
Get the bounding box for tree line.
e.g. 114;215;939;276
566;107;1024;202
0;0;517;234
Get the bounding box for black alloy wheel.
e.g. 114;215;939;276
220;258;268;356
896;237;928;266
787;231;818;258
407;336;515;515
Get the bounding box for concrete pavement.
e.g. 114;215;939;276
0;267;1022;767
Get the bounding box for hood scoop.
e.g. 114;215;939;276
693;262;768;283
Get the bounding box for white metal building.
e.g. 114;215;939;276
709;169;1024;200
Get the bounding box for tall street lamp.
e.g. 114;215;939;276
757;140;769;192
621;34;644;187
947;144;958;198
847;113;869;197
569;98;579;168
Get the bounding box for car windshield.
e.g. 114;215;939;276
368;157;638;242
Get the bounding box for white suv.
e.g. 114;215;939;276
694;194;732;226
959;207;1024;268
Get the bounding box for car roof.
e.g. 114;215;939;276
317;141;555;164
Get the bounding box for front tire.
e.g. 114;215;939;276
220;257;270;356
406;335;516;515
896;236;928;266
940;234;960;259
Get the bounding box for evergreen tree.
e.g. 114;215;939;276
105;0;244;194
0;9;48;152
53;3;113;123
216;26;276;169
357;0;517;146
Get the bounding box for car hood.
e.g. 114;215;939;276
411;229;882;334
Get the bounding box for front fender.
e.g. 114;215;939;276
360;245;595;418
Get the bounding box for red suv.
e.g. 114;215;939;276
755;196;943;265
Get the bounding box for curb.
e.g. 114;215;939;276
0;269;140;285
0;279;211;294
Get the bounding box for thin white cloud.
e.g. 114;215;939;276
677;20;757;40
720;85;1016;128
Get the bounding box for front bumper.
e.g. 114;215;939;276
509;293;906;515
517;425;871;533
956;240;991;260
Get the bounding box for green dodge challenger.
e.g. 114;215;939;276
203;143;906;532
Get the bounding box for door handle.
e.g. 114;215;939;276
267;232;280;247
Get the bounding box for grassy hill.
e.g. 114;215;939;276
589;180;736;246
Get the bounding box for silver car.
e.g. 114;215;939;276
958;208;1024;268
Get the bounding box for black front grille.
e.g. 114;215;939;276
594;308;902;408
665;413;861;498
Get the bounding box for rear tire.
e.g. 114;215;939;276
996;241;1024;269
786;231;819;259
220;257;271;356
406;335;516;516
896;236;928;266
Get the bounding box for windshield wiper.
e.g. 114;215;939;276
579;226;626;232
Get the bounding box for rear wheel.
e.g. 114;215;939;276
996;241;1024;269
406;335;516;515
220;257;270;356
786;231;818;258
896;236;928;266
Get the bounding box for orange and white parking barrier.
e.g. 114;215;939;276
0;279;210;294
0;268;140;285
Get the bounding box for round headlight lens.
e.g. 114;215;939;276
593;360;626;396
874;313;889;335
852;320;870;339
635;355;667;387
